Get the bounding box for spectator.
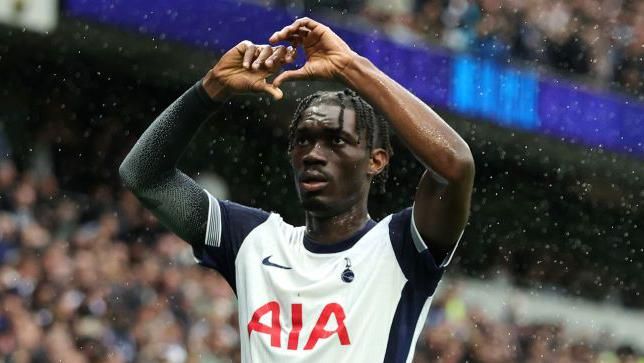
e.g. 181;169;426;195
305;0;643;92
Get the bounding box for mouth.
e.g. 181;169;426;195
298;170;329;193
300;180;328;192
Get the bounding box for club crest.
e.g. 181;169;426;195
341;257;354;283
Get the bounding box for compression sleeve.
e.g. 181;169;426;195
119;80;220;245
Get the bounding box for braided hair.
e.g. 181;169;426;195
287;89;393;194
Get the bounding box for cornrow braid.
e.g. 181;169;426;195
347;91;369;149
288;89;393;194
287;92;321;151
336;91;346;134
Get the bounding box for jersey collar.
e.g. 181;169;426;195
303;219;377;254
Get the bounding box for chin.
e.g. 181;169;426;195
299;194;337;217
300;195;327;211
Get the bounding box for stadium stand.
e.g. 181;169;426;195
283;0;644;95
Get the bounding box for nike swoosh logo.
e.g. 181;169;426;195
262;255;292;270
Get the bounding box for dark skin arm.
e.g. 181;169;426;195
269;18;475;261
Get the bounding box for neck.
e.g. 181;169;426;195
304;202;370;245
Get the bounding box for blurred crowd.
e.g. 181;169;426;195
416;287;643;363
281;0;644;95
0;157;641;363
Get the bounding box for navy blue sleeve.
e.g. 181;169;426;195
192;192;269;293
389;207;457;296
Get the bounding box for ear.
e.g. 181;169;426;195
368;148;389;176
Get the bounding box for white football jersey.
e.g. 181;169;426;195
192;190;459;363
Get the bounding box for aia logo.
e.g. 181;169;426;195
247;301;350;350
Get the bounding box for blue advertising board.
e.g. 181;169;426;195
451;56;540;130
65;0;644;157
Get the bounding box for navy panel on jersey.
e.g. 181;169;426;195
193;195;269;292
382;282;429;363
388;208;444;295
386;208;446;362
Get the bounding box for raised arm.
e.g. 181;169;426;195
118;81;215;244
270;18;474;262
119;42;295;244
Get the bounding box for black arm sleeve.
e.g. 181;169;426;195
119;81;220;245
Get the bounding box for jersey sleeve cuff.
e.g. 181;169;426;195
204;189;222;247
410;205;462;268
193;79;223;110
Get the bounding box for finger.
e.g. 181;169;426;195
284;46;297;64
269;17;323;43
285;29;309;47
242;43;257;69
285;28;310;41
285;34;302;49
256;81;284;100
269;23;299;44
293;17;323;32
269;20;309;43
265;46;287;68
297;26;312;37
272;67;311;88
252;46;273;70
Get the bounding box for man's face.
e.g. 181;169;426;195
290;103;372;217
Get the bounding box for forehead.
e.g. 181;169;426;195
296;104;357;133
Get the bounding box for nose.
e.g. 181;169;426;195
302;143;327;166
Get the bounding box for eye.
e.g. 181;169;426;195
295;136;310;146
332;136;346;145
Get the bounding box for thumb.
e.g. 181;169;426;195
273;67;311;88
259;83;284;100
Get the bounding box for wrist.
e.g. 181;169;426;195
202;70;231;101
337;52;374;87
